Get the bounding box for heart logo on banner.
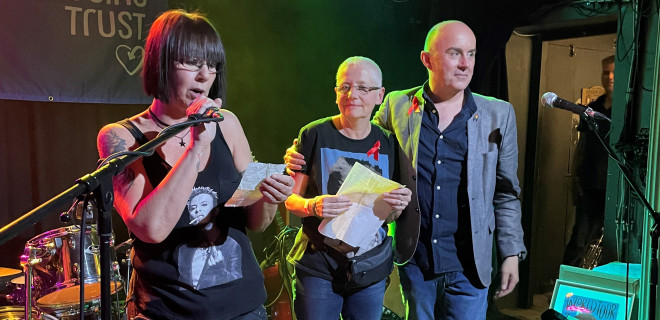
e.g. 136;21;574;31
115;45;144;76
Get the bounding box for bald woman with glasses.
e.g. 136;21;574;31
284;56;411;320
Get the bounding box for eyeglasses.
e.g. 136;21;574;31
175;58;220;74
335;84;381;95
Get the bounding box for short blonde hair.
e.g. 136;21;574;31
336;56;382;87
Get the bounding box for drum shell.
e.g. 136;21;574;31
25;226;115;293
23;226;124;318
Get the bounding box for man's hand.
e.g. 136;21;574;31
284;139;306;176
494;255;520;299
382;187;412;222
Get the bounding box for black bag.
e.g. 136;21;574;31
346;235;394;289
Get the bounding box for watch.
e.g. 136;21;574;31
507;252;524;262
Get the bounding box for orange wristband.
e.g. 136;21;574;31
303;199;311;216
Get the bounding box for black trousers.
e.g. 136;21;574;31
562;189;606;267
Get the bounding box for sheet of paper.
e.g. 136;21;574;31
318;162;403;248
225;162;286;207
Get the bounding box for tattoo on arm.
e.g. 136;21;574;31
100;130;135;193
100;130;128;156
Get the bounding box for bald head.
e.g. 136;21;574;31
336;56;382;87
424;20;475;51
420;20;477;100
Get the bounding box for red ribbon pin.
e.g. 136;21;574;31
367;140;381;161
408;96;421;116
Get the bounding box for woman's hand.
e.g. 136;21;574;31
259;173;295;204
310;195;352;219
186;95;222;148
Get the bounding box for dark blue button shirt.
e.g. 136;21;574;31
412;86;476;274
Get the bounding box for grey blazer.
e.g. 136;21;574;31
373;85;526;287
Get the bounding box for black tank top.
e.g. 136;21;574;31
118;120;266;319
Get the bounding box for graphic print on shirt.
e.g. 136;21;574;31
320;147;389;195
177;186;243;290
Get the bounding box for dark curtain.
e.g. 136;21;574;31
0;100;143;269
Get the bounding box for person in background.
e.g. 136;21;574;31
97;9;294;320
563;54;615;267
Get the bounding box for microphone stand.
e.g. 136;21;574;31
582;114;659;320
0;116;222;320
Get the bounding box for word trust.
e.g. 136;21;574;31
65;6;147;40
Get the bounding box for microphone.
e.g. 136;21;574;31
541;92;610;122
188;107;224;122
540;309;579;320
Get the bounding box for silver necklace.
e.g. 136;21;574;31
148;108;190;147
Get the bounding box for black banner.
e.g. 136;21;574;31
0;0;167;104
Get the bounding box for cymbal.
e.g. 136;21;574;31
10;276;24;285
0;267;21;282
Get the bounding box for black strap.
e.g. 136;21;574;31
117;118;149;145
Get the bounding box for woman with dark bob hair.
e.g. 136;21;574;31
97;9;294;319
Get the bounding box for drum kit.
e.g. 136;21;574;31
0;202;132;320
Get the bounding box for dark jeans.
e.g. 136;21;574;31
233;306;268;320
293;268;387;320
563;189;606;267
398;263;488;320
127;301;267;320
